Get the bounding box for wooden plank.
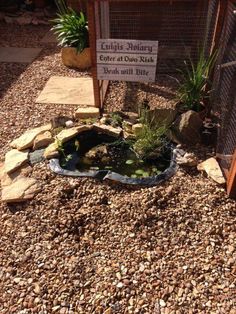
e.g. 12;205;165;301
227;149;236;198
87;0;101;108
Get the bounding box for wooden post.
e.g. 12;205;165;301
87;0;101;109
227;149;236;198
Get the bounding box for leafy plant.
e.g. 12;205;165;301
177;49;217;112
52;0;89;53
110;113;123;127
55;137;72;165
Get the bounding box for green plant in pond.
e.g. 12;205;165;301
133;108;169;159
176;49;217;112
74;139;80;151
52;0;89;53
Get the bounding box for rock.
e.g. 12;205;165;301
122;121;133;133
132;123;143;136
10;124;52;150
0;163;32;188
197;157;226;185
51;116;73;129
85;145;108;159
93;123;122;138
2;177;41;203
4;149;29;174
29;149;45;165
175;149;198;167
56;125;92;144
148;107;177;126
43;142;59;159
171;110;203;145
65;120;74;128
33;131;53;150
123;131;135;140
75;107;100;120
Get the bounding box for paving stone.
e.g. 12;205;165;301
4;149;29;174
10;124;51;150
0;47;42;63
2;177;41;203
36;76;95;106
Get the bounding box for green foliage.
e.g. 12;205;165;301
52;1;89;53
177;49;217;112
133;108;168;159
55;137;72;165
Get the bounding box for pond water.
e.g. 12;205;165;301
59;130;171;178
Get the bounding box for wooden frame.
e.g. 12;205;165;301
227;150;236;198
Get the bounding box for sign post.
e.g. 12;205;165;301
97;39;158;82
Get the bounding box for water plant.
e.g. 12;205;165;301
176;49;217;112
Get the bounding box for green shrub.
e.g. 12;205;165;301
52;0;89;53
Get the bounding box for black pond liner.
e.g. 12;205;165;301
49;130;179;186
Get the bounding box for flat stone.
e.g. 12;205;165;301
4;149;29;174
33;131;53;150
29;149;45;165
175;150;198;167
2;177;41;203
43;142;59;159
0;163;32;188
56;125;92;144
36;76;95;106
93;123;122;138
40;30;57;43
10;124;51;150
0;47;42;63
75;107;100;119
197;157;226;185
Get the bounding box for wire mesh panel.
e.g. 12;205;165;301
109;0;219;73
212;1;236;175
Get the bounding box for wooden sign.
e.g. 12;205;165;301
96;39;158;82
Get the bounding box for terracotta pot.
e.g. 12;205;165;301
61;47;91;69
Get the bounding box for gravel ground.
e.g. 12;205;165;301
0;24;236;314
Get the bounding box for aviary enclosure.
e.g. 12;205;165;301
86;0;236;197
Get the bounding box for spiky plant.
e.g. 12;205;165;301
177;49;217;112
52;0;89;53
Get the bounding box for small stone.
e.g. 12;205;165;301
65;120;74;128
197;157;226;185
10;124;51;150
117;282;123;288
4;149;29;174
159;299;166;307
75;107;100;119
33;131;53;150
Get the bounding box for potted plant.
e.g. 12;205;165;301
176;49;217;117
51;0;91;69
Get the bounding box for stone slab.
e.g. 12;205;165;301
0;47;42;63
36;76;95;106
41;30;57;43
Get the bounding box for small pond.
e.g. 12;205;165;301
58;130;172;179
